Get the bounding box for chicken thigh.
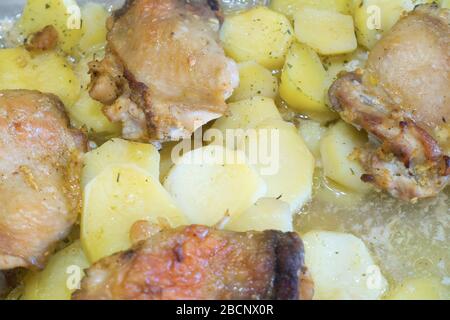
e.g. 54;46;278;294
73;225;313;300
329;4;449;201
0;90;85;270
89;0;238;142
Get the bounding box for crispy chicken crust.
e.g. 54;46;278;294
0;90;86;269
329;4;450;201
73;225;313;300
89;0;238;142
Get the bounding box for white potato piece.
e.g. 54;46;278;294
279;42;337;120
238;119;315;213
220;6;294;69
294;8;357;55
212;96;282;133
164;145;267;226
82;165;187;262
229;62;278;102
82;138;160;187
159;141;179;183
320;121;371;192
386;278;449;300
22;241;89;300
270;0;353;19
303;230;388;300
78;3;108;53
298;119;327;160
225;198;293;232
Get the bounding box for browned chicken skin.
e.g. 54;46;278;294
0;90;85;270
329;4;450;201
89;0;238;142
73;225;313;300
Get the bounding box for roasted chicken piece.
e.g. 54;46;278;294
88;0;238;142
329;4;450;201
73;225;313;300
0;90;85;270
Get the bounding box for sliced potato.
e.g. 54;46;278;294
279;42;336;120
229;62;278;102
164;145;267;226
442;0;450;8
78;2;108;53
212;96;282;134
220;6;294;69
386;278;449;300
82;165;187;262
0;48;80;107
303;230;388;300
159;141;178;183
298;119;327;160
225;198;293;232
294;8;357;55
270;0;353;19
320;121;371;192
18;0;82;53
238;119;315;213
82;138;160;187
22;241;89;300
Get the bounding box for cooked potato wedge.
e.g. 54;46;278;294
225;198;293;232
229;62;278;102
270;0;353;19
279;42;336;120
78;2;108;54
0;48;80;107
386;278;449;300
294;8;357;55
22;241;89;300
220;6;294;69
18;0;82;53
303;230;388;300
320;121;371;192
82;138;160;187
298;119;327;160
164;145;267;226
238;119;315;213
82;165;187;262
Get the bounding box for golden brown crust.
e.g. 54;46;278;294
73;225;313;300
25;25;58;52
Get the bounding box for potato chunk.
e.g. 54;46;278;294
294;8;357;55
0;48;80;107
220;6;294;69
270;0;353;19
320;121;371;192
238;119;315;213
18;0;82;53
22;241;89;300
225;198;293;232
163;145;267;226
303;230;388;300
386;278;449;300
229;62;278;102
82;138;160;187
78;3;108;53
279;42;335;119
298;119;327;160
82;165;187;262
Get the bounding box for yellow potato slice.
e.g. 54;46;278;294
0;48;80;107
238;119;315;213
81;165;187;262
18;0;82;53
225;198;293;232
22;241;89;300
78;2;108;54
294;8;357;55
303;230;388;300
82;138;160;187
220;6;294;69
320;121;371;192
229;61;278;102
386;278;449;300
270;0;353;19
279;42;336;120
298;119;327;160
159;141;179;183
163;145;267;226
